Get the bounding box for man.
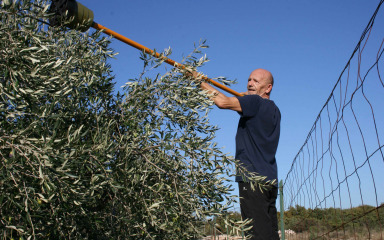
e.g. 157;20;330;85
199;69;281;240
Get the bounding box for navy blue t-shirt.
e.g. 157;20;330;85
235;95;281;182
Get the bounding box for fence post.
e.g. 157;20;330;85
279;180;285;240
213;216;216;240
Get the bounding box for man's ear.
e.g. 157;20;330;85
266;84;273;95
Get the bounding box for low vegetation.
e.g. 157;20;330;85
280;204;384;239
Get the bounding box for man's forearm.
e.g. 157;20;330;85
200;82;219;96
200;82;242;112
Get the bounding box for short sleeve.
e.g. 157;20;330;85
236;95;262;117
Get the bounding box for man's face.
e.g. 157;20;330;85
247;69;272;98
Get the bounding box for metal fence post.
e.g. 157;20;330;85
279;180;285;240
214;216;216;240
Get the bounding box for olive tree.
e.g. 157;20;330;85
0;1;271;239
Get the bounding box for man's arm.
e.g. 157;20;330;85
200;82;242;112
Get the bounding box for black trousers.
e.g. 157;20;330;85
238;182;279;240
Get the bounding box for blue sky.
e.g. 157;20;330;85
78;0;383;208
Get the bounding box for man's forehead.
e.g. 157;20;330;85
249;70;266;79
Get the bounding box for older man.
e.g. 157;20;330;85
200;69;281;240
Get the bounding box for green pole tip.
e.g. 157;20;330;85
49;0;94;32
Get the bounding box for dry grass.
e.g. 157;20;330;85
201;235;243;240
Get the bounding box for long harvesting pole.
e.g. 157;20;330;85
49;0;243;96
